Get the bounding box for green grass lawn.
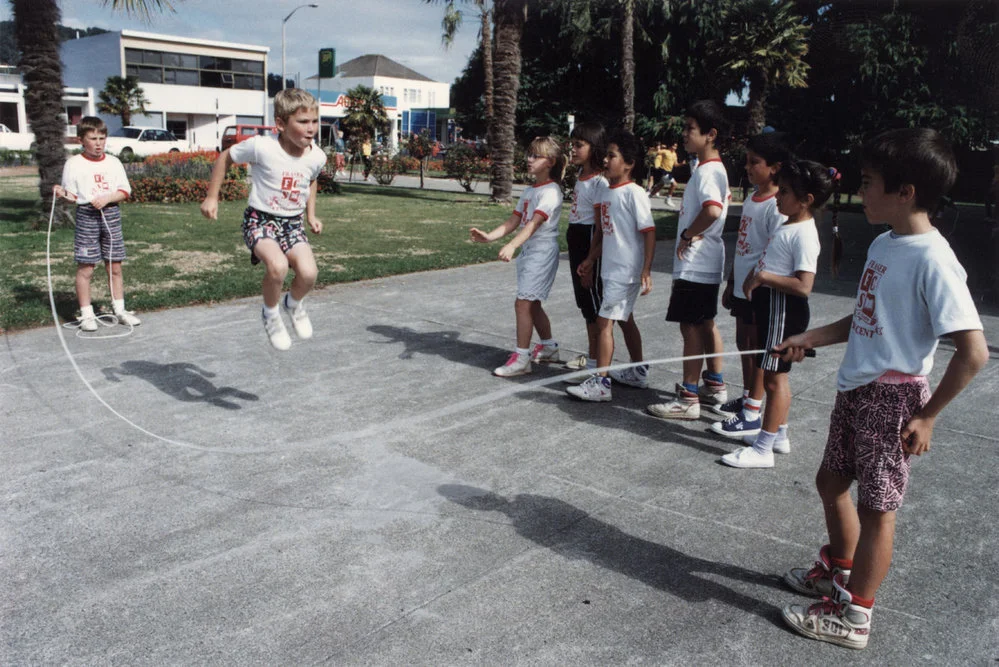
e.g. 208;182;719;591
0;176;679;331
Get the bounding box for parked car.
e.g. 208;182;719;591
0;123;34;151
220;124;277;152
104;127;187;158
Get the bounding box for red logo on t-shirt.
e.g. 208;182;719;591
736;214;751;256
280;174;301;205
599;202;613;235
855;260;886;327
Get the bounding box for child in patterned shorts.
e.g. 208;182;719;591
774;128;988;649
201;89;326;350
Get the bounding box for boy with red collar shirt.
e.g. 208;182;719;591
54;116;138;331
647;100;732;421
776;128;987;649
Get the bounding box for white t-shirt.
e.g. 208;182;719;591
757;218;820;278
569;172;608;225
597;181;655;284
674;158;730;283
513;180;563;250
732;192;786;299
837;229;983;391
230;135;327;216
61;153;131;205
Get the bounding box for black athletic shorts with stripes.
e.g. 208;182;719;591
567;223;603;323
752;286;809;373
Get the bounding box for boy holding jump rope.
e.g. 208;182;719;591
775;128;987;649
201;89;326;351
54;116;140;331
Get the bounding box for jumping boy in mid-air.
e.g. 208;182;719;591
201;89;327;350
776;128;987;649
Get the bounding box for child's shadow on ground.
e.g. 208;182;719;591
438;484;784;626
368;324;564;375
101;361;259;410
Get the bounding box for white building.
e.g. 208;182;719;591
0;64;96;140
61;30;269;150
306;54;452;152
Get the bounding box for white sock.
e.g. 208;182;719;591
586;358;598;369
778;424;789;441
752;429;777;455
742;397;762;421
540;338;557;347
112;298;126;313
80;304;94;318
284;293;300;310
262;304;280;319
515;347;530;357
742;389;750;399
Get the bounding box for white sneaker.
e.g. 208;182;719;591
531;342;559;364
563;354;589;370
114;309;141;326
781;574;871;650
609;364;650;389
282;296;313;339
79;314;98;332
784;545;852;599
566;375;612;402
494;351;531;377
720;445;774;468
665;197;678;208
262;311;292;351
646;393;700;420
743;432;791;454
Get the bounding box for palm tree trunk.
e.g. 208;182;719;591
13;0;66;219
489;0;526;203
621;0;635;132
746;69;769;136
481;7;493;122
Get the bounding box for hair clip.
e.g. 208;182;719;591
828;167;841;180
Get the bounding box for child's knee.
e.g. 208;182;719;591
76;263;95;278
815;467;851;500
263;256;289;280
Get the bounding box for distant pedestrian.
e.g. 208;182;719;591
777;128;987;650
200;88;327;351
469;136;565;377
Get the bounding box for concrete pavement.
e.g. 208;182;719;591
3;182;998;664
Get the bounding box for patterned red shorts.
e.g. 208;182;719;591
821;376;930;512
241;207;308;265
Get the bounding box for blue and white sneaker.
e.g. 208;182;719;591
710;412;762;439
566;375;612;402
714;396;744;417
609;364;649;389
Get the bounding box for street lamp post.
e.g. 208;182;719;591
282;3;319;91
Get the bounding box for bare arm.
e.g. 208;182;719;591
498;212;546;262
640;228;656;295
470;212;521;244
306;179;322;234
578;210;603;288
200;149;234;220
90;188;129;210
677;204;721;260
775;314;853;362
755;269;815;299
901;329;989;455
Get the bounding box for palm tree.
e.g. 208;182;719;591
488;0;527;202
428;0;492;122
718;0;810;136
11;0;65;212
559;0;661;133
11;0;173;219
98;75;151;127
341;85;389;180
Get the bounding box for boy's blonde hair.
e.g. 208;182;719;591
77;116;107;138
274;88;319;122
527;136;566;185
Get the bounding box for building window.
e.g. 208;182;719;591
124;47;264;90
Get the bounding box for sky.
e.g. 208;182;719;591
1;0;481;85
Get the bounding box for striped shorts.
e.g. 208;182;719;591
74;204;126;264
752;286;809;373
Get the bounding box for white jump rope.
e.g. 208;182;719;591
50;188;135;339
46;191;809;453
